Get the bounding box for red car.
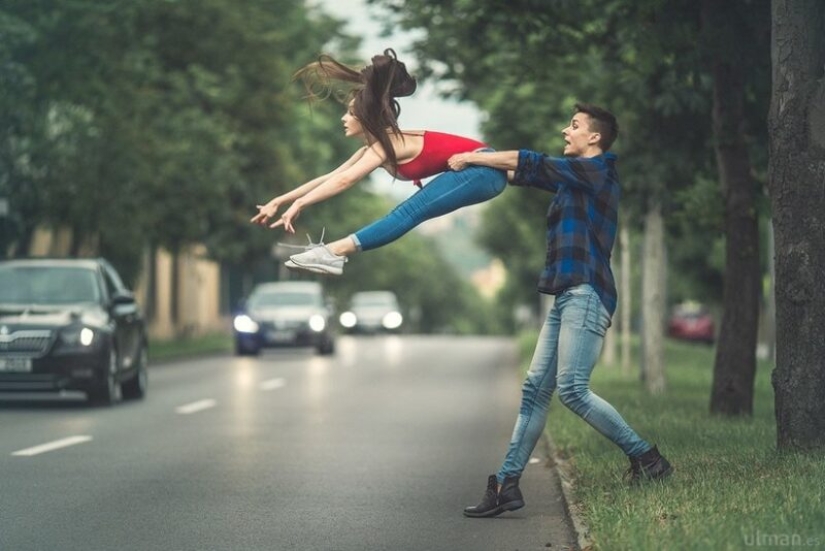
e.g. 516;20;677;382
667;303;715;344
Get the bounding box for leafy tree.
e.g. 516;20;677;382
0;9;39;255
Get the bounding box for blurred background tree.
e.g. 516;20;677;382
0;0;500;335
0;0;774;345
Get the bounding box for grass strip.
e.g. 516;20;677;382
148;332;232;363
517;332;825;551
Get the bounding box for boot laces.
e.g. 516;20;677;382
485;476;498;500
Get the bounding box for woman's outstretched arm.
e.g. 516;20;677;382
250;146;369;227
270;144;387;233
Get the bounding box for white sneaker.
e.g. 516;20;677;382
284;258;327;275
288;245;347;275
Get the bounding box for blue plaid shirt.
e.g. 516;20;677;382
512;150;620;316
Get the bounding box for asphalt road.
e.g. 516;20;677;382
0;335;576;551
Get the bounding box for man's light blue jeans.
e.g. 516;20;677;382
498;284;650;483
351;162;506;251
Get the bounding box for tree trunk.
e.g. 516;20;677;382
642;203;666;394
619;224;632;374
765;221;775;362
707;22;762;416
768;0;825;451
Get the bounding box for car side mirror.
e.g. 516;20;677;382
112;291;136;306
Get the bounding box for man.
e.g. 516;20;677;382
448;103;672;518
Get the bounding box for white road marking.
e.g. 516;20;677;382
176;399;217;415
260;378;286;391
12;435;93;457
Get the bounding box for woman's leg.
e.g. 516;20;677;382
351;166;506;252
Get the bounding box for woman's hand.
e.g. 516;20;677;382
250;199;282;227
268;202;302;234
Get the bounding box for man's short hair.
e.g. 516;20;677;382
574;103;619;151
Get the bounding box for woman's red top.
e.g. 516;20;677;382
395;131;487;188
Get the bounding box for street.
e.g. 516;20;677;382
0;335;576;551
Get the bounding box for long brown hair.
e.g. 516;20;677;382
294;48;417;170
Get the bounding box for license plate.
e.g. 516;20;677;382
0;357;33;372
267;330;296;343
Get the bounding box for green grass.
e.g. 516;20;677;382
148;332;232;362
516;332;825;551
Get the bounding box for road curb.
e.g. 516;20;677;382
540;431;593;551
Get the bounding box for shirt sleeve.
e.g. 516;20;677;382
512;149;607;193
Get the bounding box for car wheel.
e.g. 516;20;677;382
121;344;148;400
316;337;335;356
235;340;260;356
88;347;122;406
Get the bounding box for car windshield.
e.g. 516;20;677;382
353;293;397;308
0;266;101;305
250;291;320;308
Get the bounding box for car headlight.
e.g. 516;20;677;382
233;315;259;333
59;326;96;348
309;314;326;332
339;311;357;328
382;311;403;330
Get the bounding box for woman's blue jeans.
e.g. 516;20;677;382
351;163;506;251
498;284;650;483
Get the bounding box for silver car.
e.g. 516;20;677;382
339;291;403;334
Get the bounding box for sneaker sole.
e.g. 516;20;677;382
284;260;327;275
463;499;525;518
286;259;343;276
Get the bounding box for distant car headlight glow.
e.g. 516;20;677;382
233;315;259;333
309;314;326;332
382;311;403;330
339;311;357;328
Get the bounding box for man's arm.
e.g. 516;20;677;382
448;150;519;172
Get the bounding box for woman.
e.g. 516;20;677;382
250;48;507;275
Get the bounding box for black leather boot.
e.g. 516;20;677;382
625;445;673;483
463;475;525;518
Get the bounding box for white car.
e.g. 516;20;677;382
339;291;403;334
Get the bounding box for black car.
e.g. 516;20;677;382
233;281;335;356
0;258;148;405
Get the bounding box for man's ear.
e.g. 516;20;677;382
588;132;601;146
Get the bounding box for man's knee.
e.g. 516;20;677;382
558;384;588;413
522;371;554;400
